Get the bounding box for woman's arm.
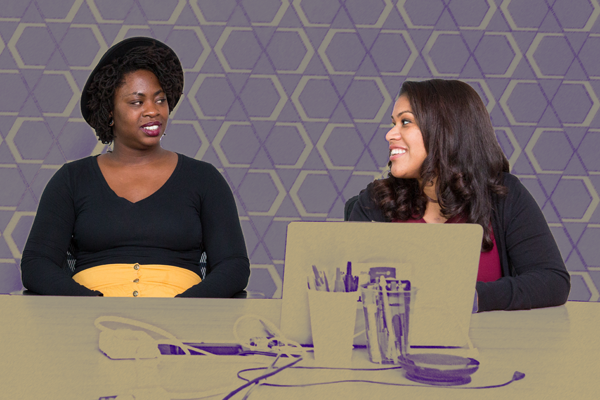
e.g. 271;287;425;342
176;165;250;298
21;166;103;296
476;175;570;311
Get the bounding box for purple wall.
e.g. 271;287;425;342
0;0;599;300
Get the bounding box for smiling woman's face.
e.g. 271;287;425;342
385;95;427;180
111;69;169;150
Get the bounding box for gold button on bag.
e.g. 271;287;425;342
134;264;140;270
133;291;139;297
133;279;139;283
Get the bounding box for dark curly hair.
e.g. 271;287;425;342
372;79;509;251
85;44;183;144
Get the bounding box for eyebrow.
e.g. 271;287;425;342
391;110;414;120
124;89;164;97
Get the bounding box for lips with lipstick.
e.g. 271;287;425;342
141;121;162;137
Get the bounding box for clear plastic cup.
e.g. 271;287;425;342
361;283;417;364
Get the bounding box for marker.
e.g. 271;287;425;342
345;261;352;292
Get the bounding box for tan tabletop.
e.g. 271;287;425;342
0;296;598;400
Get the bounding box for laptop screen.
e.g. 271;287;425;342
279;221;482;348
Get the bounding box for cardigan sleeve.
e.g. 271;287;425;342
476;174;571;311
175;165;250;298
348;183;387;222
20;165;103;296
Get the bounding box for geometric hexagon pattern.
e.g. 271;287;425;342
1;1;599;302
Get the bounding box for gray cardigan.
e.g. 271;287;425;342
349;173;571;312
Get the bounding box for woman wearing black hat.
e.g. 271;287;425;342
21;37;250;297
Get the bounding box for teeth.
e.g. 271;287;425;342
145;125;159;131
390;148;406;155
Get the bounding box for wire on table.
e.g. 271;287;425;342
222;356;303;400
240;353;282;400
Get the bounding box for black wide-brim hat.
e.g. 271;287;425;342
80;36;183;124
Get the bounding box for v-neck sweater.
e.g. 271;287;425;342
349;173;570;312
21;154;250;298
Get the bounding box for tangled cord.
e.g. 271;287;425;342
235;365;525;390
95;315;304;399
222;356;304;400
233;314;306;357
94;315;524;399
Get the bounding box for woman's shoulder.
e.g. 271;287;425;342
499;172;531;198
495;172;543;216
348;179;387;221
357;180;379;205
51;156;98;181
500;172;520;187
177;153;219;173
38;156;99;199
175;154;229;189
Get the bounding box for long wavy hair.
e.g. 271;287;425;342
85;44;183;144
372;79;509;251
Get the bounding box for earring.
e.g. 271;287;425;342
108;117;114;127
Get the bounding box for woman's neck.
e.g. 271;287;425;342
423;201;447;223
106;144;170;167
422;179;447;223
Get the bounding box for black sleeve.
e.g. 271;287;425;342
348;182;387;222
176;166;250;298
20;165;102;296
476;175;570;311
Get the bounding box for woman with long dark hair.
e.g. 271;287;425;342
349;79;570;312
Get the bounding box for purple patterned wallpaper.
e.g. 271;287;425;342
0;0;599;300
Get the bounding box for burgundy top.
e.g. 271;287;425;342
393;216;502;283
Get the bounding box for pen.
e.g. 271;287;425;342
334;268;345;292
392;315;403;357
312;265;320;284
379;276;398;361
312;265;324;291
376;287;387;359
322;271;330;292
399;280;411;354
367;303;382;363
387;280;404;356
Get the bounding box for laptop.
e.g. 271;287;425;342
279;221;482;350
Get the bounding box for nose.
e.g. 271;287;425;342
143;102;160;117
386;124;400;142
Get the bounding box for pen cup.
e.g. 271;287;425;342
361;285;417;364
307;289;359;367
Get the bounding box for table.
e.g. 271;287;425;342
0;296;598;400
